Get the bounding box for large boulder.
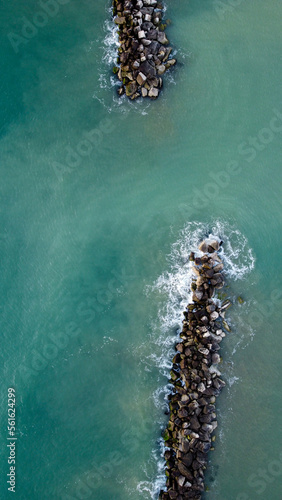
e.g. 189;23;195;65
198;241;208;253
208;240;220;251
139;60;157;78
178;462;194;480
180;452;193;467
158;31;169;44
125;81;137;96
149;40;160;54
148;87;159;98
157;64;166;75
115;16;126;24
137;72;147;85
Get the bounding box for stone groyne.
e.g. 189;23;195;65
112;0;176;99
159;238;231;500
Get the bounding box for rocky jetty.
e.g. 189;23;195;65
112;0;176;99
159;238;231;500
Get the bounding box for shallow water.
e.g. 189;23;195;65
0;0;282;499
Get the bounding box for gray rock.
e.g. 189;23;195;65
139;60;156;77
178;408;188;418
146;29;158;40
206;304;216;313
157;31;169;44
149;40;160;54
198;348;209;356
178;461;193;479
157;64;166;75
212;353;220;364
190;416;201;430
197;382;206;393
137;72;147;85
177;475;186;487
202;423;213;433
197;441;211;453
179;439;190;453
193;290;203;302
211;420;218;431
210;311;219;321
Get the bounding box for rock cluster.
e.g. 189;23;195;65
159;239;232;500
112;0;176;99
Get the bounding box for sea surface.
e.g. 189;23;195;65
0;1;282;499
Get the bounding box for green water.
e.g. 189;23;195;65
0;1;282;499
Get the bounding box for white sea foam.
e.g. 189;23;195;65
147;220;255;353
137;443;167;499
227;375;240;387
103;19;119;67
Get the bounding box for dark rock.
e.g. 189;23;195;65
192;460;201;470
197;441;211;453
146;29;158;40
199;414;212;424
190;416;200;431
178;409;188;419
179;439;190;454
178;462;193;480
180;452;193;467
139;60;157;77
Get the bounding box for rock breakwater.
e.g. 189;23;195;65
159;238;231;500
112;0;176;99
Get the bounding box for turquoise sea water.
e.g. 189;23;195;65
0;0;282;499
